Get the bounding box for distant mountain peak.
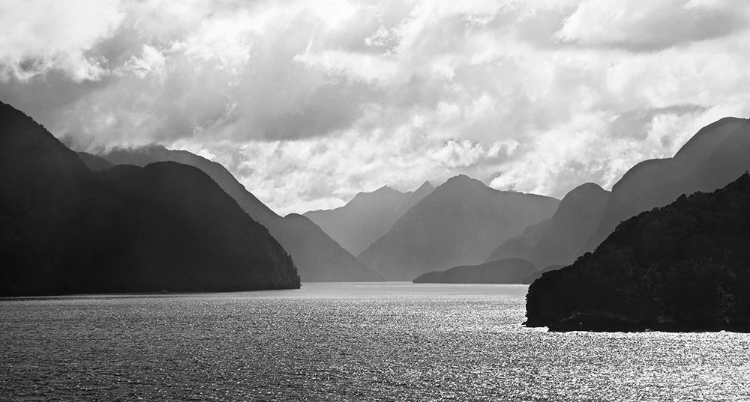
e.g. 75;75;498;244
573;182;607;193
484;180;610;268
412;181;434;195
673;116;750;159
358;173;560;280
303;179;436;256
441;174;486;189
369;185;403;197
447;173;475;181
375;185;400;193
347;185;403;207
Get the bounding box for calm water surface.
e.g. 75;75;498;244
1;283;749;401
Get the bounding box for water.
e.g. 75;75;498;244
1;283;749;401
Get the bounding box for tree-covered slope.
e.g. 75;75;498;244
526;173;750;331
583;117;750;253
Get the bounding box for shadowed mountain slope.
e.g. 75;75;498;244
0;102;299;295
358;175;559;281
486;183;610;268
77;152;113;171
413;258;537;284
583;117;750;253
526;173;750;332
304;182;434;255
101;146;382;282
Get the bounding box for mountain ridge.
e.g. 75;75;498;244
485;182;610;268
358;174;559;281
304;181;434;255
100;145;382;282
583;116;750;252
527;173;750;331
0;101;300;295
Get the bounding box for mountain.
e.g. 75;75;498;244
77;151;113;171
304;182;434;255
522;265;563;285
485;183;610;268
100;146;382;282
0;101;300;295
358;175;559;281
583;117;750;252
413;258;537;284
526;173;750;331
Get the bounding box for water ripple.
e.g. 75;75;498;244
1;283;748;401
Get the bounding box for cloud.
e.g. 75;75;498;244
120;45;167;79
2;0;750;214
556;0;749;51
0;0;123;81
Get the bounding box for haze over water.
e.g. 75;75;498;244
1;283;748;401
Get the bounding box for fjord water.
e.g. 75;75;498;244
1;284;748;401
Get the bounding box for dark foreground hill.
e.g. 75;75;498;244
0;102;300;295
526;173;750;332
101;146;382;282
413;258;537;284
358;175;559;281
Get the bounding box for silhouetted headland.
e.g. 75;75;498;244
526;173;750;332
0;101;300;296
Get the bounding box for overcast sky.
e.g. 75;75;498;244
2;0;750;214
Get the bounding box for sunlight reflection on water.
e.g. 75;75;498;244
1;283;749;401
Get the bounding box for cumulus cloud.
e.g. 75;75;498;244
2;0;750;214
556;0;749;51
0;0;123;81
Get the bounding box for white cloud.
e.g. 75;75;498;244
0;0;123;81
556;0;748;50
120;45;167;78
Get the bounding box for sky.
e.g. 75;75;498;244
2;0;750;215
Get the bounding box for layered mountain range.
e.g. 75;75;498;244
97;146;382;282
486;182;610;268
357;175;560;280
583;117;750;253
304;182;434;255
4;93;750;308
525;117;750;331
